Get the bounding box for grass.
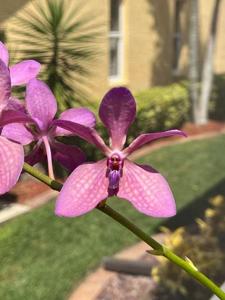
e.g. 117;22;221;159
0;134;225;300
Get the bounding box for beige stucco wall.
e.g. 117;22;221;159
0;0;29;23
2;0;225;99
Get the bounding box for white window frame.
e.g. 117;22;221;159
109;0;124;82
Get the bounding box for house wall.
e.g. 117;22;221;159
0;0;29;23
2;0;225;99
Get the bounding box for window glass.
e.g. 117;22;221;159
110;37;119;76
109;0;122;79
110;0;120;31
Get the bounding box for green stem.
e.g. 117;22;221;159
23;163;225;300
98;204;225;300
23;163;62;191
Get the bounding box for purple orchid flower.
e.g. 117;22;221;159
0;41;41;86
2;78;96;179
54;87;186;218
0;60;34;195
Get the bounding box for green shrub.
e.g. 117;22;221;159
151;195;225;300
128;83;189;143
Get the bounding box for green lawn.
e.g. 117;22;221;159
0;135;225;300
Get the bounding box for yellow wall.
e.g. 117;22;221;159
0;0;28;23
2;0;225;99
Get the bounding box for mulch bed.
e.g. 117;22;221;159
96;273;156;300
96;252;158;300
181;120;225;135
0;178;50;209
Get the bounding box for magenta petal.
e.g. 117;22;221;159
0;110;34;126
99;87;136;149
25;144;45;166
0;59;11;113
55;159;108;217
10;60;41;86
123;130;187;156
0;42;9;66
2;123;34;145
0;136;24;194
55;108;96;136
26;79;57;130
117;160;176;217
53;119;110;155
6;97;26;113
52;142;86;172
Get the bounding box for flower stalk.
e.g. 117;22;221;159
23;162;225;300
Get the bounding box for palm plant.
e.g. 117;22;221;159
10;0;102;111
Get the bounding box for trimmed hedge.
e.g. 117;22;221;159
128;82;189;143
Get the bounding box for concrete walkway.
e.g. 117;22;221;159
0;190;57;224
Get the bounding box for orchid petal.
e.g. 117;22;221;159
52;142;86;172
0;42;9;66
26;79;57;130
53;120;110;155
123;130;187;157
0;59;11;113
55;108;96;136
117;160;176;217
25;144;45;166
99;87;136;150
10;60;41;86
2;123;34;145
55;159;108;217
0;110;34;126
6;97;26;113
0;136;24;194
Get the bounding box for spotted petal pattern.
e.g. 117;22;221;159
55;159;108;217
0;136;24;195
118;160;176;217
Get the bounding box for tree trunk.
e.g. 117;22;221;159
198;0;221;125
188;0;200;123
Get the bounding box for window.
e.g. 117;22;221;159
109;0;123;81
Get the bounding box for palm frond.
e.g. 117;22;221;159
10;0;103;110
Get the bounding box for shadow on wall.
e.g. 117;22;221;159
147;0;194;85
147;0;173;86
0;0;29;23
210;74;225;121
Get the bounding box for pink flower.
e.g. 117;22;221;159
55;88;186;218
0;60;33;194
2;79;96;178
0;41;41;86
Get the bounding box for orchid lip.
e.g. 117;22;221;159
106;153;124;194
